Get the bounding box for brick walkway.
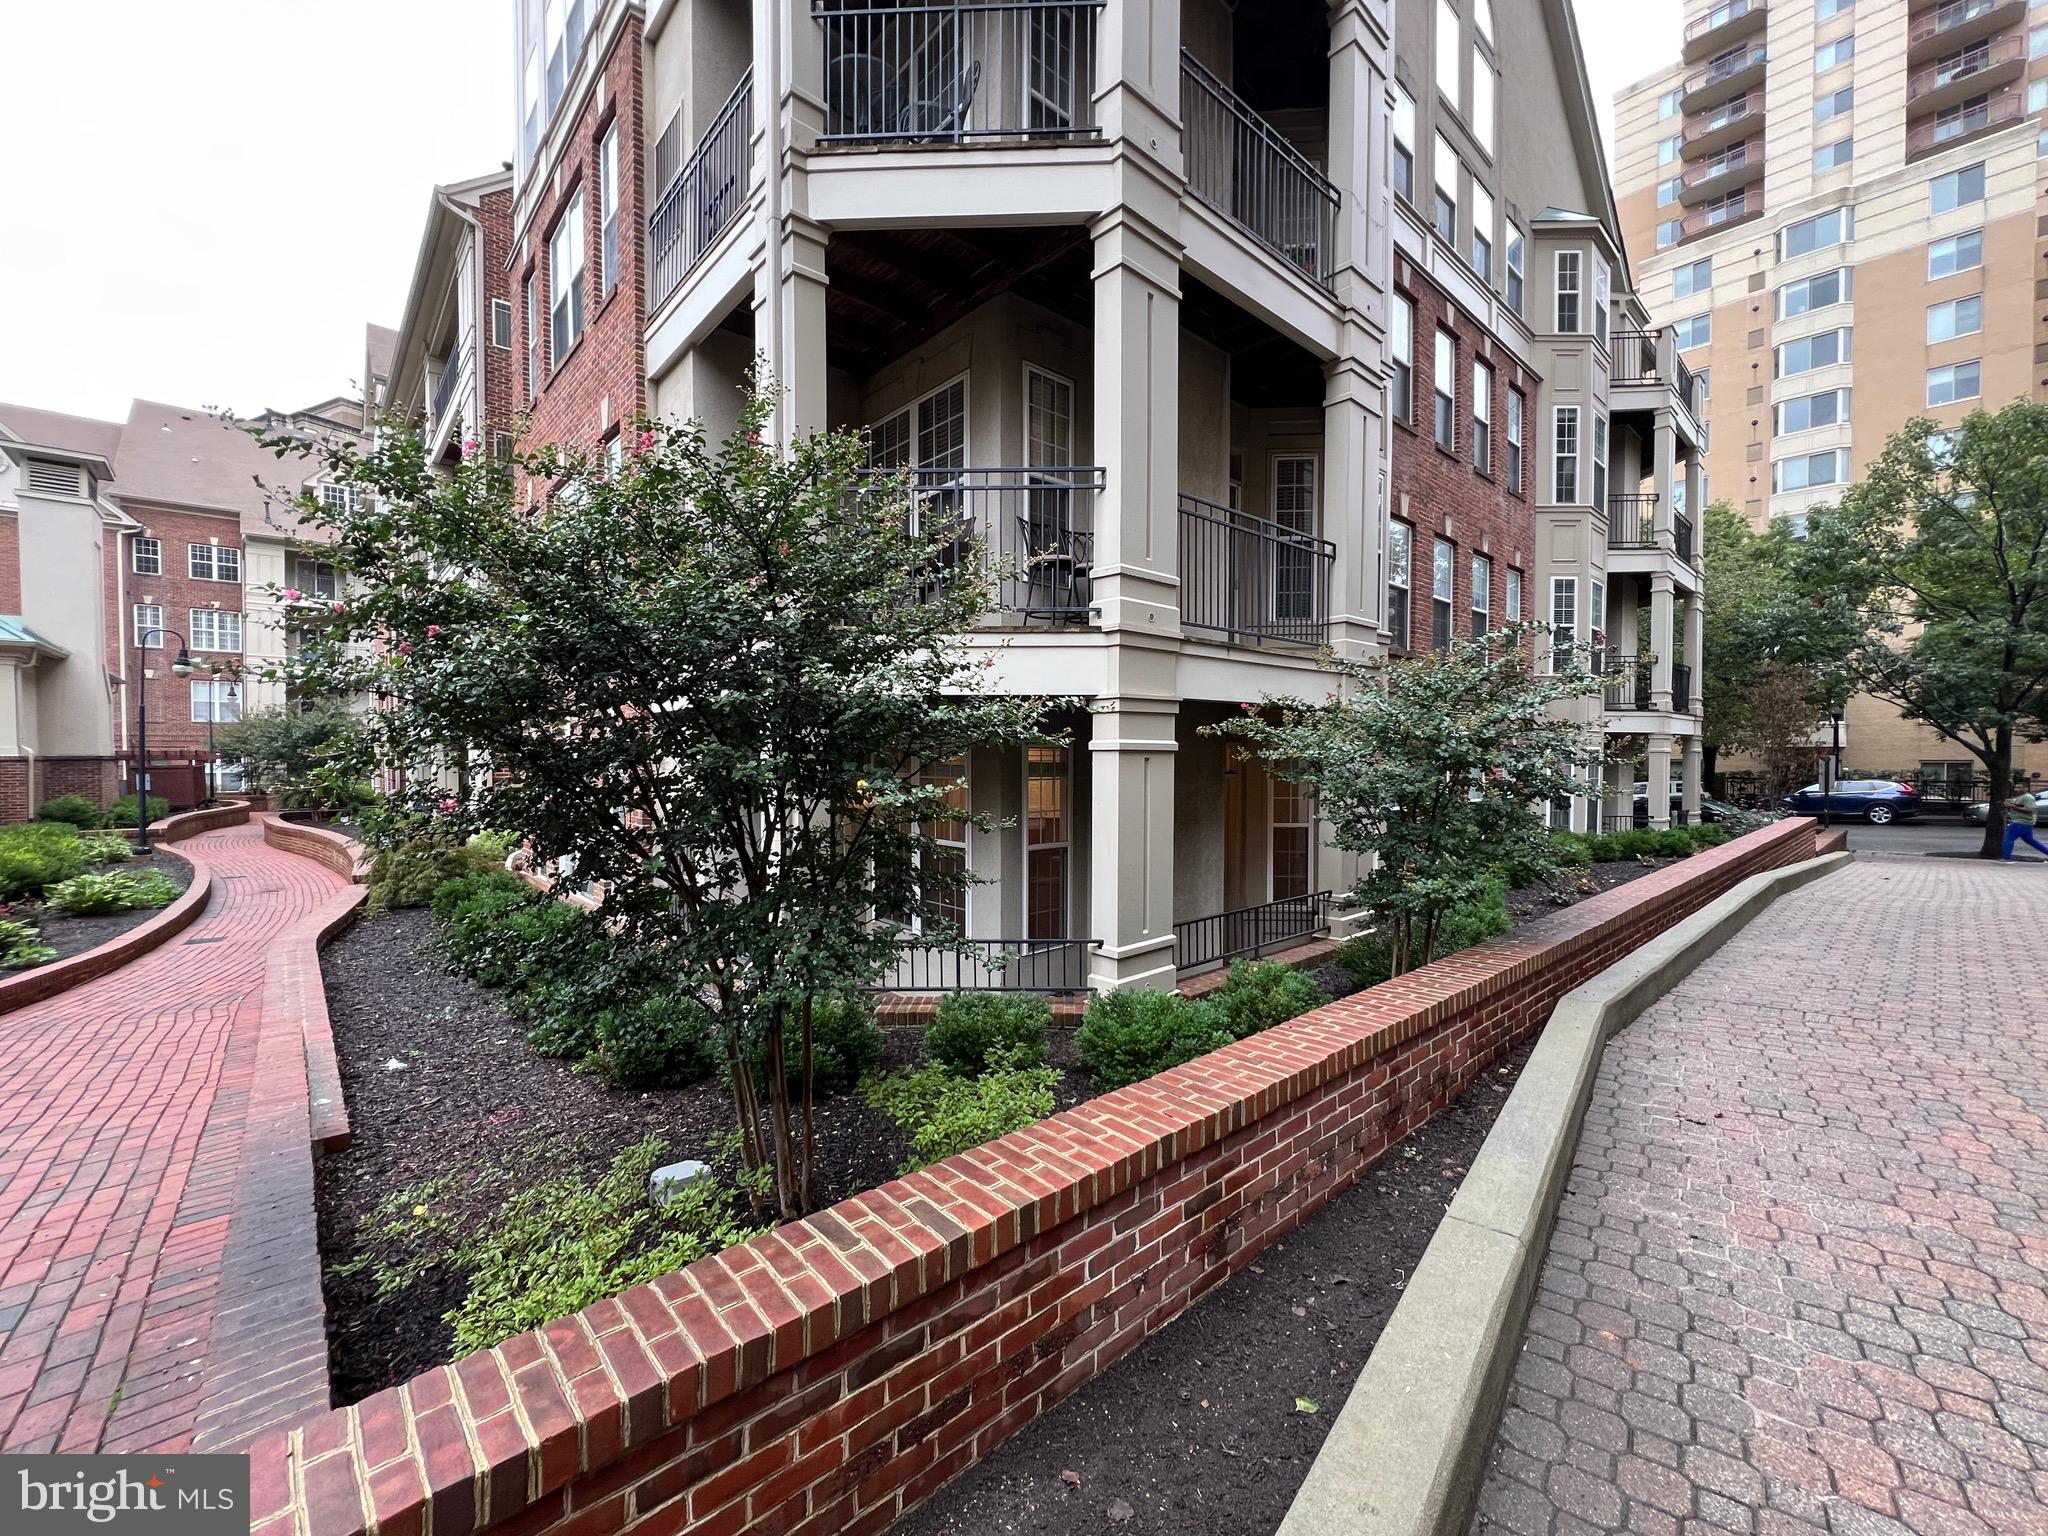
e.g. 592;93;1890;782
0;818;354;1455
1474;856;2048;1536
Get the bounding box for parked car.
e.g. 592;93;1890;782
1781;780;1921;825
1965;801;1990;826
1629;790;1742;824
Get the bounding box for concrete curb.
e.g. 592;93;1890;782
1275;848;1854;1536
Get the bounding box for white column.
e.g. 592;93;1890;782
1682;737;1704;824
1652;412;1678;546
1323;364;1385;663
755;213;830;441
1649;572;1675;711
1646;733;1674;831
1684;590;1704;716
755;0;828;441
1088;695;1179;991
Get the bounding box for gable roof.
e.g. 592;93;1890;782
110;399;295;534
0;403;126;464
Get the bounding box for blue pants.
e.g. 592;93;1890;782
2003;823;2048;860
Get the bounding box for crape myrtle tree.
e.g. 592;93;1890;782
256;381;1062;1218
1791;405;2048;859
1212;625;1601;973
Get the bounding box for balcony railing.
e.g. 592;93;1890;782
1608;495;1658;548
871;464;1106;623
1612;329;1660;383
649;70;753;309
1676;512;1695;564
1675;355;1701;417
1682;93;1760;152
1682;44;1766;106
874;936;1096;991
1908;34;2025;106
1178;492;1335;646
1672;663;1693;713
1680;140;1759;196
1909;0;2021;54
815;1;1104;147
1601;654;1652;712
1683;0;1767;60
1679;189;1763;240
1906;89;2026;158
1180;52;1340;290
1175;891;1332;975
430;340;469;429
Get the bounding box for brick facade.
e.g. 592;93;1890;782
477;186;520;449
248;818;1821;1536
515;11;647;488
0;510;20;613
1389;256;1541;655
118;504;247;757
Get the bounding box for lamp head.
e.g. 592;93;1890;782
170;647;196;678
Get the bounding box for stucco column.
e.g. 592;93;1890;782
1604;752;1633;832
1682;736;1704;824
1090;210;1182;634
1323;362;1384;663
756;213;830;441
1325;0;1392;307
1684;589;1704;716
755;0;827;442
1652;412;1677;546
1649;572;1675;711
1088;696;1179;992
1645;733;1674;832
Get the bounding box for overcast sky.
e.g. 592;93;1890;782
0;0;1676;423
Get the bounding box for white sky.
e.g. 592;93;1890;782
0;0;1673;424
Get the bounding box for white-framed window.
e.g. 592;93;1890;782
1431;537;1455;650
1772;449;1849;493
1435;0;1461;108
598;123;619;299
1590;578;1606;644
1776;388;1851;434
2035;22;2048;57
133;603;164;648
1549;576;1577;667
1656;219;1684;249
1434;329;1457;452
868;374;969;483
1471;182;1494;280
1816;0;1851;15
1931;163;1985;214
1471;551;1492;637
316;483;359;515
1392;293;1415;423
1553;405;1580;503
491;298;513;349
1505;227;1525;313
1593;258;1610;349
1673;314;1712;350
1270;452;1321;626
1025;745;1068;939
1779;267;1851;318
2033;78;2048;113
190;679;243;724
1472;59;1495;154
1024;365;1074;477
1814;35;1855;71
1506;388;1524;493
1433;134;1459;242
912;756;969;934
189;609;243;653
524;272;540;398
1779;207;1851;259
1506;565;1523;622
1927;361;1982;407
1393;85;1416;202
131;537;161;576
1928;295;1984;343
1387;519;1413;649
1472;359;1493;474
1271;774;1311;902
1775;328;1852;378
188;543;241;582
1555;250;1582;332
1671;257;1712;299
1657;135;1681;166
1658;87;1681;118
1929;229;1983;279
1657;177;1681;208
1591;414;1608;511
1814;138;1853;171
548;190;585;361
1475;0;1494;43
1815;86;1853;123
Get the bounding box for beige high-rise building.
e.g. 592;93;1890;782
1613;0;2048;791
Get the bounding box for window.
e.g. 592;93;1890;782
188;543;241;582
1471;553;1492;636
1658;87;1682;118
1270;455;1320;626
1471;182;1494;280
1591;414;1608;511
288;555;340;601
1816;0;1851;15
1553;406;1580;503
548;190;585;362
1814;35;1855;71
1387;520;1413;648
190;679;243;725
1673;314;1711;350
911;757;969;933
1772;449;1848;493
1472;360;1493;474
1657;135;1681;166
1271;775;1311;901
188;609;243;653
1391;294;1415;424
1657;177;1681;209
1932;164;1985;213
1657;219;1684;248
1505;228;1525;313
491;298;513;349
1779;207;1851;258
1671;258;1712;299
316;483;358;515
1025;747;1068;939
524;272;539;400
1927;361;1982;406
1431;538;1455;650
1929;229;1983;279
133;603;163;648
1776;388;1850;434
1696;368;1712;400
1393;86;1416;202
1555;250;1582;332
1814;138;1853;171
1433;135;1459;242
1928;295;1984;343
1775;329;1851;378
1436;0;1461;107
1590;579;1606;647
1779;267;1851;318
1434;330;1457;452
598;123;619;300
868;376;967;481
1550;577;1578;667
2034;78;2048;113
1472;62;1495;154
1933;94;1993;145
2035;22;2048;57
132;537;161;576
1506;566;1523;622
1475;0;1494;42
1815;86;1853;123
1593;258;1610;349
1506;388;1525;493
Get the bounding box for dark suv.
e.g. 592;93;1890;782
1781;779;1921;825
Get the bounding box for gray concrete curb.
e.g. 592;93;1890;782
1275;849;1854;1536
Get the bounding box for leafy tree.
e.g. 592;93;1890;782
1212;626;1599;972
213;701;358;797
1792;404;2048;858
258;382;1061;1218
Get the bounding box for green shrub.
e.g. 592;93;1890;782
864;1045;1059;1171
926;992;1051;1075
430;868;533;922
730;995;885;1096
366;834;502;913
107;794;169;829
593;992;716;1089
466;829;518;863
0;917;55;971
1203;960;1330;1042
1335;883;1511;991
36;794;102;829
46;869;178;916
0;823;88;899
1075;989;1229;1092
78;833;134;864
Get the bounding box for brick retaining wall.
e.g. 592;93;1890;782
266;815;370;884
248;818;1820;1536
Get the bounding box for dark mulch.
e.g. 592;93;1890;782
15;850;195;964
896;1033;1537;1536
315;908;1093;1403
1504;856;1678;935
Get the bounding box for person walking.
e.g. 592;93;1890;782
2001;781;2048;861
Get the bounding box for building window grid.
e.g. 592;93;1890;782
598;124;620;300
1471;551;1492;637
1506;388;1524;493
548;190;586;363
1928;295;1984;343
1387;520;1413;649
1472;360;1493;474
1929;229;1983;279
1392;294;1415;424
133;604;164;649
1431;537;1455;651
1506;566;1523;622
1434;330;1457;452
131;537;161;576
1927;361;1982;407
1555;250;1582;333
189;609;243;654
188;543;241;583
1553;405;1579;504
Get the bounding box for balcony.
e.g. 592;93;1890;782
1678;188;1764;242
1676;512;1695;565
649;71;753;311
1175;892;1332;976
430;342;468;432
1672;662;1693;713
1177;492;1335;646
814;1;1105;148
1607;494;1658;548
1681;45;1766;112
874;936;1095;992
1683;0;1767;63
1610;330;1704;418
880;464;1106;623
1679;139;1763;201
1181;53;1339;290
1906;88;2028;159
1681;93;1761;158
1907;0;2024;63
1908;34;2026;113
1601;654;1653;712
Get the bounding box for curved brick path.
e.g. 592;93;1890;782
1473;857;2048;1536
0;817;353;1455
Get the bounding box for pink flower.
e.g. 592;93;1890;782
283;587;302;602
330;601;346;614
636;430;655;452
425;625;440;639
437;798;458;813
399;641;414;655
462;438;477;456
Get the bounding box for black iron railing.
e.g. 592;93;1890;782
1608;495;1658;548
1672;662;1693;713
866;464;1106;622
815;1;1104;147
1675;355;1701;415
1602;653;1652;712
1676;512;1695;564
1612;329;1660;383
431;338;469;430
1178;493;1334;645
1175;891;1332;974
1181;52;1339;289
874;936;1096;992
650;70;753;308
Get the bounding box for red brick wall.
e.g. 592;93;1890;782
40;758;119;812
265;814;369;883
0;758;28;824
119;505;246;756
0;509;21;613
249;818;1821;1536
515;11;647;487
1390;257;1542;655
478;186;519;448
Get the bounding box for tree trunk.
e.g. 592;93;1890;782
1982;725;2014;860
723;1030;771;1217
799;996;817;1213
764;1021;799;1220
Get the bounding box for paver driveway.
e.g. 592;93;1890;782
1473;856;2048;1536
0;817;353;1455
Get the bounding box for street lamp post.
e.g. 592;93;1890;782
203;666;220;809
134;627;196;852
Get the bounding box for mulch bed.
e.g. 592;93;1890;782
896;1033;1537;1536
1503;856;1678;935
15;850;195;964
